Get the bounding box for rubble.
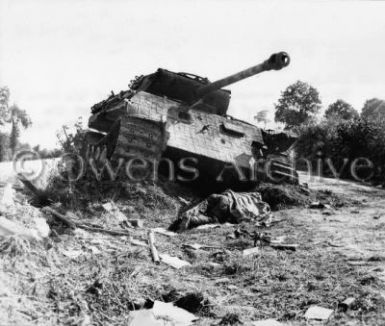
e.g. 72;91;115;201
101;201;127;224
251;319;284;326
242;247;260;257
128;219;144;228
0;216;48;241
219;312;242;325
159;254;191;269
0;183;50;242
270;243;298;251
153;227;176;237
128;310;162;326
148;229;160;264
182;243;220;251
131;238;148;247
309;202;329;209
304;305;333;321
196;224;221;230
174;292;209;314
339;297;356;311
152;300;196;325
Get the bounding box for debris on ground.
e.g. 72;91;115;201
131;238;148;247
322;209;334;216
128;309;162;326
270;243;298;251
236;230;298;252
304;305;333;321
174;292;210;315
0;216;47;241
128;300;198;326
17;174;53;207
0;183;50;242
251;319;284;326
154;227;177;237
339;297;356;311
3;169;384;325
127;219;144;228
242;247;260;257
170;190;272;232
196;224;221;230
148;229;160;264
159;254;191;269
309;201;331;209
101;201;127;224
218;312;242;325
182;243;220;251
152;300;196;325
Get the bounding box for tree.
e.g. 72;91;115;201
324;99;358;121
361;98;385;122
0;87;32;156
254;109;270;128
274;81;321;129
0;87;10;125
8;104;32;154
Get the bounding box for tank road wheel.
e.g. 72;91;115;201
85;115;169;181
112;117;168;160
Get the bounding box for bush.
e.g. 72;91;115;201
295;118;385;184
0;132;10;161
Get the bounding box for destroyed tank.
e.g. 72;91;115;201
86;52;298;192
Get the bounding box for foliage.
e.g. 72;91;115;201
8;104;32;154
56;118;86;156
361;98;385;122
324;99;358;121
254;109;270;127
274;81;321;129
0;87;32;156
295;118;385;183
0;132;10;161
0;87;11;125
32;145;62;159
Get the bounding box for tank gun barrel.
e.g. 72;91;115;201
195;52;290;99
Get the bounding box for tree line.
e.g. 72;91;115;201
0;86;61;161
257;81;385;184
255;81;385;128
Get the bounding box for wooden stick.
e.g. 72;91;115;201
77;223;131;237
43;207;131;237
18;174;52;206
42;206;77;229
147;230;160;264
270;243;298;251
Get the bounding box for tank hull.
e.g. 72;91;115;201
87;91;298;191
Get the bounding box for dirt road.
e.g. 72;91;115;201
298;172;385;277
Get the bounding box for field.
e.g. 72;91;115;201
1;167;385;325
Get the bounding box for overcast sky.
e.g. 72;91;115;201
0;0;384;149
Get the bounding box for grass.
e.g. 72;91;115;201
1;181;385;325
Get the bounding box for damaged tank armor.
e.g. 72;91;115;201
86;52;298;191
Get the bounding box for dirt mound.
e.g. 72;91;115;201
257;183;311;210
